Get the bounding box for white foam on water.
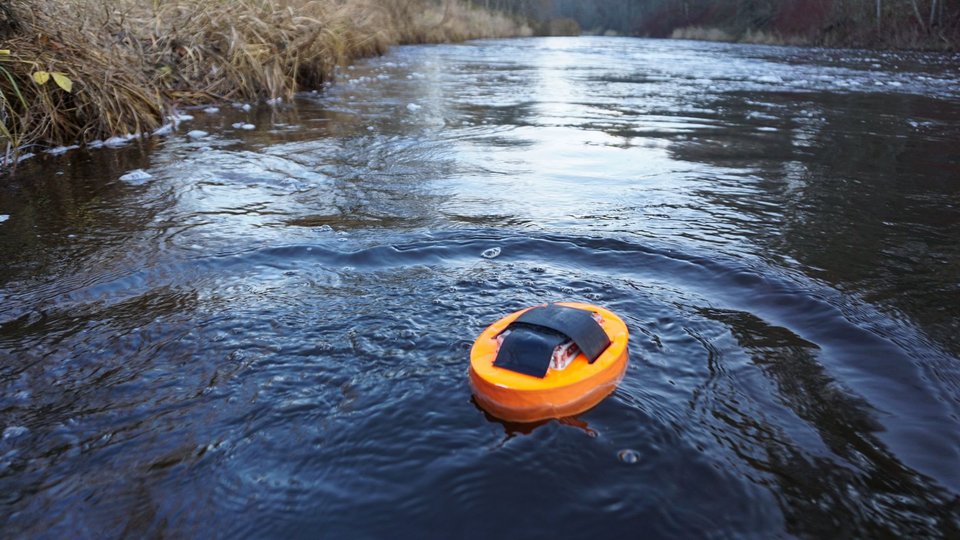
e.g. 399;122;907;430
153;123;174;136
119;169;153;184
170;114;194;126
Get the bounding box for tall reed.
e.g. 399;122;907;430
0;0;530;167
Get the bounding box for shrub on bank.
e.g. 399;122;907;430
531;17;580;37
670;26;736;43
670;26;812;46
661;1;958;50
0;0;530;166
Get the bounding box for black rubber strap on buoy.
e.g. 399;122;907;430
493;326;569;378
493;304;611;378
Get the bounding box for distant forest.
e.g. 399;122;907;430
471;0;959;48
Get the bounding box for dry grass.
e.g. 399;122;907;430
542;18;581;37
740;29;809;47
0;0;530;166
670;26;736;42
671;25;810;47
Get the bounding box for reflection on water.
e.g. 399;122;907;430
1;37;959;538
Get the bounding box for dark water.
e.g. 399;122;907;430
1;37;959;538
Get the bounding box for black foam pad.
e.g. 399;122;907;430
493;326;567;378
492;304;612;378
510;304;610;362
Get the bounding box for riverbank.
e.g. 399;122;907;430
0;0;530;167
670;24;956;50
458;0;958;51
658;0;957;51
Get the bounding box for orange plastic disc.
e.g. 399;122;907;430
469;302;629;423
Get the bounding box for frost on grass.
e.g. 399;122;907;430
46;145;80;155
103;135;131;147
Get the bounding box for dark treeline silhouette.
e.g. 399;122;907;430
472;0;959;48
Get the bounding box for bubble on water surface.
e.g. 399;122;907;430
617;449;642;464
481;247;501;259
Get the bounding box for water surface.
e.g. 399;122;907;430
1;37;959;538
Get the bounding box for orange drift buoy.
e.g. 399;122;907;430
469;302;629;423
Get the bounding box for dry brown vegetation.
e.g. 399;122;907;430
0;0;530;165
500;1;959;50
653;0;959;50
670;26;812;46
670;26;736;43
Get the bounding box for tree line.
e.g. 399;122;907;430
463;0;958;48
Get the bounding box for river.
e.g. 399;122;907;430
1;36;959;538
